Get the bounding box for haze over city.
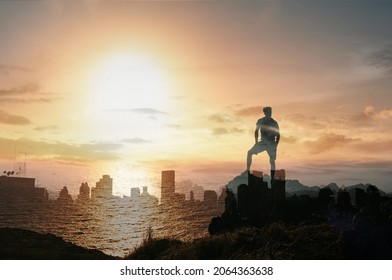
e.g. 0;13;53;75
0;0;391;197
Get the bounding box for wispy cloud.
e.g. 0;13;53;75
234;106;263;117
211;126;245;136
364;106;392;120
284;113;330;130
369;44;392;74
231;127;245;134
0;110;31;125
353;139;392;154
34;125;58;131
167;123;181;129
0;64;30;76
0;83;53;104
0;137;122;162
121;137;150;144
107;108;167;115
281;135;299;144
305;133;360;154
208;113;235;123
0;83;39;95
212;127;229;135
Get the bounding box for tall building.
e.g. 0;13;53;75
0;175;48;203
161;170;175;204
271;169;286;201
274;169;286;181
57;186;73;204
141;186;148;196
78;182;90;201
189;191;195;203
248;170;265;188
131;187;141;198
91;175;113;200
203;190;218;208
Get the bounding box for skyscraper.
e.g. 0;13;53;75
91;175;113;200
78;182;90;201
131;187;141;198
161;170;175;204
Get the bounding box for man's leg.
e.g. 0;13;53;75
246;150;253;172
267;144;277;180
247;143;265;172
270;159;276;180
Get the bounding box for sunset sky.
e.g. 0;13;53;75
0;0;391;197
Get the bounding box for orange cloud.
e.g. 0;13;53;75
211;127;245;136
0;137;122;162
0;83;53;104
364;106;392;120
0;110;31;125
234;106;263;117
0;64;30;76
208;113;234;123
305;133;360;154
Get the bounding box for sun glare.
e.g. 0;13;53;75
91;53;170;112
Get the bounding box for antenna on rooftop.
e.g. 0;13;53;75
15;152;29;177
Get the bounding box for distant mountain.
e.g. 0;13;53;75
325;183;340;193
284;180;390;204
226;172;388;200
283;179;319;198
285;179;309;192
345;183;369;191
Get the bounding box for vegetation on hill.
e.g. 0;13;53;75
0;228;116;260
125;223;345;260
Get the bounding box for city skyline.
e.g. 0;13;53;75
1;1;392;195
0;169;226;211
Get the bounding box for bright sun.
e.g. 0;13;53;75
83;51;174;142
91;53;170;112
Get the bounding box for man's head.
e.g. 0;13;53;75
263;106;272;117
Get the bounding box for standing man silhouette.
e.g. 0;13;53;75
246;106;280;180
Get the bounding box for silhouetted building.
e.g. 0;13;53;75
91;175;113;200
78;182;90;201
248;170;264;187
366;185;381;213
189;191;195;203
355;188;367;209
209;171;287;234
33;187;49;202
203;190;218;208
337;189;351;208
274;169;286;181
57;186;73;204
141;186;158;203
354;185;382;214
161;170;175;204
130;186;159;206
0;175;48;203
318;187;334;215
131;187;141;198
271;169;286;201
272;180;286;201
252;170;263;178
141;186;148;196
